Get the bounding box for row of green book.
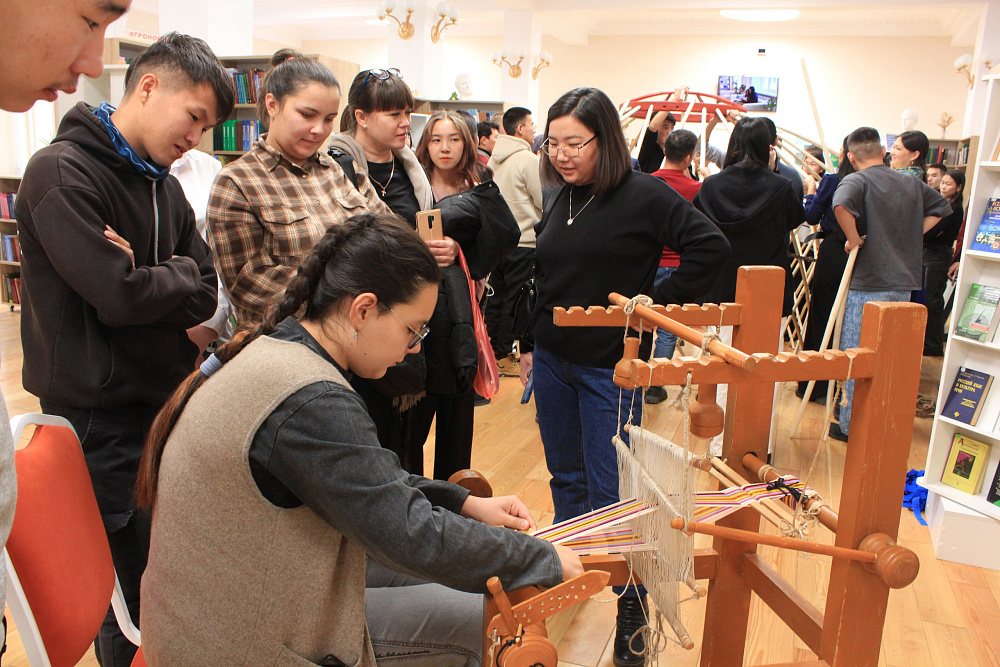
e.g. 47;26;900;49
940;432;1000;508
1;274;20;305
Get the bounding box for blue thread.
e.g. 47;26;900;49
903;469;928;526
200;353;223;377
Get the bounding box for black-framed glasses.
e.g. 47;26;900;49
359;68;402;94
381;304;430;350
541;135;596;158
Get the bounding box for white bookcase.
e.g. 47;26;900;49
921;75;1000;567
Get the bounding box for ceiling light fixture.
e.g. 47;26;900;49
720;9;801;22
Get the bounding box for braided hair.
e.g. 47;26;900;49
136;213;439;510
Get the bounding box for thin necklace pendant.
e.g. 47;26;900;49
567;185;595;226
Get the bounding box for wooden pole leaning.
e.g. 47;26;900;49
608;292;757;371
789;246;859;436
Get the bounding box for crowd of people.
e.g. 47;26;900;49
0;14;960;667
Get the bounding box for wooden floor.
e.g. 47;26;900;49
2;311;998;667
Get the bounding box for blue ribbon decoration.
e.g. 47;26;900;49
903;469;928;526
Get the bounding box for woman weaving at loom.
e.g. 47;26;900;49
517;86;730;667
137;215;583;666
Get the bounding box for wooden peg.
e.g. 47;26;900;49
615;337;641;385
487;577;519;637
689;384;725;438
859;533;920;589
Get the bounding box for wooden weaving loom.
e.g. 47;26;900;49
482;266;924;667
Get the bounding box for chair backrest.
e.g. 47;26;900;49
5;414;116;667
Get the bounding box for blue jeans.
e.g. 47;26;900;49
839;290;910;434
653;266;678;360
533;346;641;524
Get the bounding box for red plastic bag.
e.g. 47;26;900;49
456;247;500;399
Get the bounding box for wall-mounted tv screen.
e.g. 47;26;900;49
718;76;779;112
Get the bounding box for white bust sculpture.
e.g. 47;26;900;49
455;73;474;101
901;109;919;132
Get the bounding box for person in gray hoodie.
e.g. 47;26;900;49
486;107;543;371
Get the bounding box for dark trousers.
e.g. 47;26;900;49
923;244;952;355
798;237;849;399
484;247;535;359
40;401;158;667
407;389;476;481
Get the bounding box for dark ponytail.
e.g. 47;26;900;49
257;48;340;129
136;213;438;510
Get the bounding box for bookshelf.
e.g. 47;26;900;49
0;177;21;311
921;74;1000;568
103;37;154;66
197;55;359;163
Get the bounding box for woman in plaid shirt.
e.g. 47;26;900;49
207;50;389;325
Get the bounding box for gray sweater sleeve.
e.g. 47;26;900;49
252;381;562;594
0;390;16;611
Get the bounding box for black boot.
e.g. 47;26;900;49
613;594;648;667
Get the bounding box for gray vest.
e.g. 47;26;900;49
141;336;375;667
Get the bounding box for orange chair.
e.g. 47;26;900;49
4;414;145;667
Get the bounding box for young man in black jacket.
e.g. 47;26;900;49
14;33;234;666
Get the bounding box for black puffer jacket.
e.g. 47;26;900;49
423;179;518;394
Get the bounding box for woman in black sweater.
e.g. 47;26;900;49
923;169;965;355
693;116;804;454
521;87;729;667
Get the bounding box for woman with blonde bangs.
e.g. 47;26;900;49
410;110;519;481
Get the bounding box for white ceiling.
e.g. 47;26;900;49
133;1;986;47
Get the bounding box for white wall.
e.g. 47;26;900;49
535;34;970;150
304;32;971;150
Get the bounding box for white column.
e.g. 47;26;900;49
158;0;253;57
962;1;1000;137
498;11;542;115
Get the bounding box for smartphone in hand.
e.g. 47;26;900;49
521;371;533;404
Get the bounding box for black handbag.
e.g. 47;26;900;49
510;265;536;340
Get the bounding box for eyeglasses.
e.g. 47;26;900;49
541;135;596;158
382;304;430;350
359;68;402;94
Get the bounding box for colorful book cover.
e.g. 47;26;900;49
987;460;1000;507
970;198;1000;253
940;366;993;426
955;283;1000;342
941;433;993;495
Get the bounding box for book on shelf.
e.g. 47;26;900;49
0;234;19;263
970;198;1000;253
954;283;1000;342
0;192;15;219
941;433;993;495
987;460;1000;507
1;273;20;305
940;366;993;426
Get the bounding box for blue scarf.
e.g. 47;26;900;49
92;102;171;181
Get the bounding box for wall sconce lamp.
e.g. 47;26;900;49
492;48;526;78
955;54;974;87
955;53;995;89
532;51;553;80
377;0;416;40
431;3;460;43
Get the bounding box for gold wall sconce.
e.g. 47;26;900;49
377;0;416;40
492;48;525;78
532;51;553;80
431;3;461;43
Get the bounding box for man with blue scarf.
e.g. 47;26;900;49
14;33;234;666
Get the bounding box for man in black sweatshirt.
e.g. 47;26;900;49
14;33;234;666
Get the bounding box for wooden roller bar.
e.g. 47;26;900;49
608;292;757;371
613;348;877;390
553;302;743;329
743;453;839;533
